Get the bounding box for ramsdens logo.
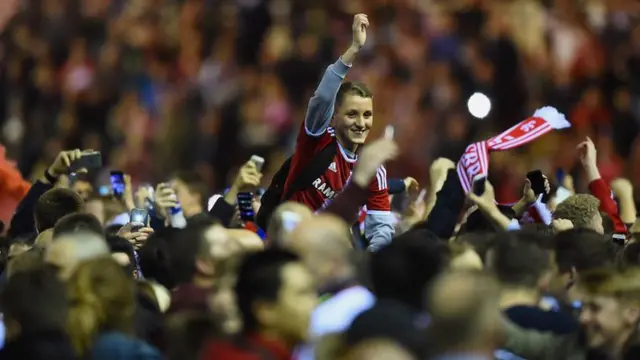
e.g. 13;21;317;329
312;178;336;199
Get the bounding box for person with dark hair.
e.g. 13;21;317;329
202;249;316;359
105;235;138;278
487;233;578;334
172;170;209;218
550;228;617;315
34;188;84;234
0;268;76;359
52;212;105;239
169;220;239;314
370;229;449;311
8;150;86;239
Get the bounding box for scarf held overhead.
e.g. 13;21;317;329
457;107;571;193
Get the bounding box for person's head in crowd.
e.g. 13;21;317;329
6;247;44;278
554;194;604;234
346;299;429;359
426;270;503;357
172;170;208;217
341;339;415;360
267;201;313;248
288;214;353;290
453;232;499;264
208;255;243;336
34;229;54;247
371;229;449;311
101;196;128;225
70;175;94;201
44;231;109;280
105;234;137;278
52;212;105;240
34;188;84;233
235;249;316;347
332;81;374;152
553;228;616;299
193;221;237;282
137;229;177;289
84;195;105;225
6;234;34;263
486;233;554;308
577;267;640;358
66;257;136;356
227;229;263;252
1;268;69;342
448;243;483;271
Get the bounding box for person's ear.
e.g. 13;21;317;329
253;301;278;328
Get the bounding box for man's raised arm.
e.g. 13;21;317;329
304;14;368;136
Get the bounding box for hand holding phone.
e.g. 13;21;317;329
472;175;487;196
129;208;150;231
69;151;102;173
250;155;265;172
526;170;550;203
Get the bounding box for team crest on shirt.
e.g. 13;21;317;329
328;162;337;173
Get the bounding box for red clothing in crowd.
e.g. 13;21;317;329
589;177;628;240
284;125;390;214
201;334;291;360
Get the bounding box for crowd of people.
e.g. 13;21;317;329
2;1;640;360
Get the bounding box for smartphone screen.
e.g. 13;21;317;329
110;171;125;197
129;208;149;225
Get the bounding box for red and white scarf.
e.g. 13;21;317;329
457;107;571;193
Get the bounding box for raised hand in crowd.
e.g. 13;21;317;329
122;174;136;211
117;222;154;250
224;161;263;206
552;218;574;233
423;157;456;219
352;138;398;188
610;178;637;225
403;177;419;195
44;149;84;182
513;175;550;216
154;183;179;218
341;13;369;65
467;179;512;230
577;137;601;181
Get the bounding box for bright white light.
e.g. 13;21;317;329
467;92;491;119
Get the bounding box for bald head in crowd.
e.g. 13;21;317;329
44;231;109;280
267;201;313;248
426;270;503;357
288;214;353;288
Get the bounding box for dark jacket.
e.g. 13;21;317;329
505;305;578;335
0;329;77;360
414;168;465;239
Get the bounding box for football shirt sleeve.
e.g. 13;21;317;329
364;166;395;252
303;58;351;136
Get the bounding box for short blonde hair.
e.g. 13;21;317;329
554;194;600;228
